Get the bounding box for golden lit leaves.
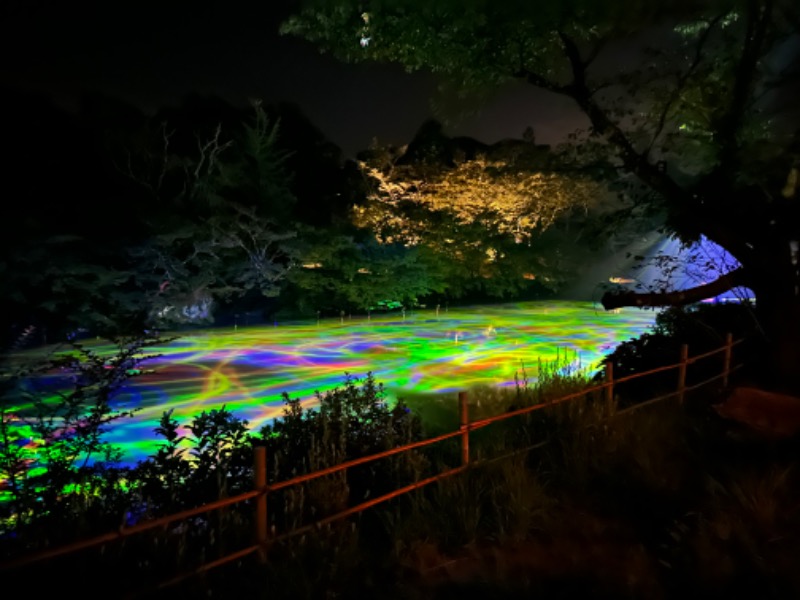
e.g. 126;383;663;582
356;149;597;247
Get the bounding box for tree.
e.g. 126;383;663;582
121;102;299;325
355;120;637;298
285;231;440;315
283;0;800;391
0;91;153;343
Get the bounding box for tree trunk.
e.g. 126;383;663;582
601;266;800;394
749;283;800;395
600;268;746;311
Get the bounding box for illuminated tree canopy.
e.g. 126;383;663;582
357;135;598;245
284;0;800;389
352;123;632;296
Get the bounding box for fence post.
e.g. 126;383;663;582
723;332;733;388
604;361;614;414
678;344;689;404
459;391;470;466
254;445;268;564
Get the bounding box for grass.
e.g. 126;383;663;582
236;376;800;600
6;352;800;600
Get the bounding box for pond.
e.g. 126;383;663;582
10;300;658;466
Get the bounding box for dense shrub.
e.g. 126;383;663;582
5;321;798;599
131;406;255;518
599;303;760;402
1;362;424;570
257;373;425;530
0;334;169;549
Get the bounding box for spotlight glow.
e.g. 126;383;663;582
634;235;754;302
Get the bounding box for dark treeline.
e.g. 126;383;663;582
0;89;375;345
2;88;588;348
2;89;357;239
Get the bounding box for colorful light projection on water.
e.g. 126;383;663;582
18;301;658;466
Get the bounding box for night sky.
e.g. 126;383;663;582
0;1;579;156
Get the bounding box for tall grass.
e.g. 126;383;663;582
6;346;800;599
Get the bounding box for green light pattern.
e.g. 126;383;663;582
8;301;657;467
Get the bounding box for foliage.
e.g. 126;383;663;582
258;373;425;528
284;0;798;189
354;123;650;299
122;101;454;323
131;409;192;513
0;99;305;338
284;0;800;389
132;406;255;521
358;135;596;245
600;302;760;400
125;102;300;326
185;406;252;499
0;333;169;543
284;232;441;314
359;133;660;300
4;343;800;597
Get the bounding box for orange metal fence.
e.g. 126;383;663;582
1;334;743;586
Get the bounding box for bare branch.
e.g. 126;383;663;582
157;122;175;192
553;31;690;208
513;68;565;93
600;266;747;310
193;124;232;180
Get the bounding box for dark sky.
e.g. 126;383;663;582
0;1;580;157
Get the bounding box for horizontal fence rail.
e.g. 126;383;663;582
2;334;744;588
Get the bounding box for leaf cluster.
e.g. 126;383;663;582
0;333;171;545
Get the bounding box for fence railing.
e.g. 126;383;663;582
1;333;743;587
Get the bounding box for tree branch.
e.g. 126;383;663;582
583;38;607;69
513;29;764;270
553;31;690;206
712;0;773;177
600;266;748;310
514;68;564;93
646;13;726;155
157;122;174;192
193;124;232;180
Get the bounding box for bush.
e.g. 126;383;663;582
0;333;169;549
599;303;759;402
257;373;426;530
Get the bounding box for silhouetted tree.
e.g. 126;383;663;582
284;0;800;390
